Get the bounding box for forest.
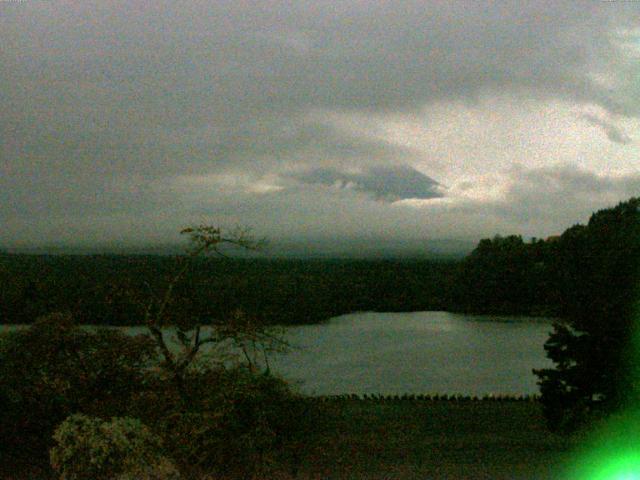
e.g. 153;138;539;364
0;255;457;326
0;238;567;326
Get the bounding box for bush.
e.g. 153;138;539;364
0;313;157;463
50;414;179;480
1;313;312;478
138;366;314;479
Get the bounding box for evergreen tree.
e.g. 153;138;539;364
534;198;640;429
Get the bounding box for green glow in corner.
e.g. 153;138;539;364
565;412;640;480
565;296;640;480
588;454;640;480
615;474;640;480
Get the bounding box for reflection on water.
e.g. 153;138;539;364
269;311;554;396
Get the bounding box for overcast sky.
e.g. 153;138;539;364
2;1;640;253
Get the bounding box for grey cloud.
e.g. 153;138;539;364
289;165;443;201
1;1;639;247
2;3;636;155
581;114;632;144
2;2;637;141
491;165;640;232
517;165;640;194
206;121;425;172
169;163;640;245
0;174;174;222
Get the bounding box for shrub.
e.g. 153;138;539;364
0;313;157;462
50;414;179;480
137;366;315;479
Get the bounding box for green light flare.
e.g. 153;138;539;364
565;295;640;480
564;205;640;479
564;413;640;479
616;474;640;480
587;453;640;480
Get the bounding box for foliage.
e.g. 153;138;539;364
441;197;640;429
0;313;157;460
121;226;305;477
2;226;325;479
50;414;179;480
127;364;315;479
450;234;559;315
534;198;640;430
0;254;457;326
136;226;288;406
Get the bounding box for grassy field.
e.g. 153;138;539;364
286;399;578;480
4;399;579;480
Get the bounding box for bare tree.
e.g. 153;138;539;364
141;226;288;403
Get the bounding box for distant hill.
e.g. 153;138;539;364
5;237;475;259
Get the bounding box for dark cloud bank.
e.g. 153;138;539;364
1;1;639;252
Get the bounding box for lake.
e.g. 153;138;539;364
1;311;554;396
269;311;554;396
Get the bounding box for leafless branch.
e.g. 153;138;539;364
140;225;280;404
147;324;175;368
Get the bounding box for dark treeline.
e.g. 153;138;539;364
450;198;640;324
0;255;457;326
535;198;640;428
1;198;637;327
449;234;562;316
451;197;640;428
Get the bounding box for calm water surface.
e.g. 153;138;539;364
269;311;553;396
1;311;553;396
